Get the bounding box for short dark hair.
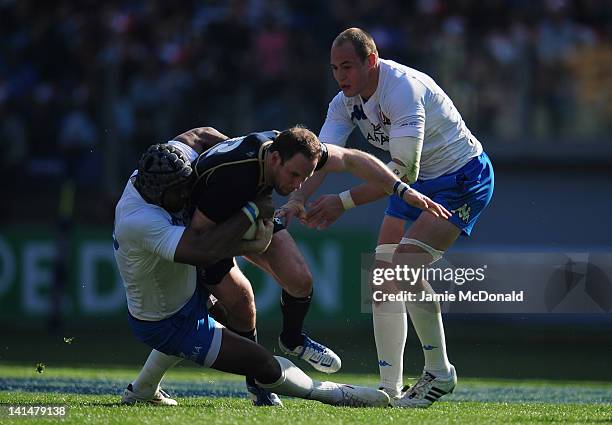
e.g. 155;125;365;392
134;143;193;205
332;27;378;62
269;126;322;164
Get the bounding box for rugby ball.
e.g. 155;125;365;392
243;219;261;240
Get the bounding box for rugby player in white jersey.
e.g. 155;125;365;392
119;126;449;406
113;140;393;408
279;28;495;408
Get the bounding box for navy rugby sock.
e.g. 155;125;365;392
280;289;313;350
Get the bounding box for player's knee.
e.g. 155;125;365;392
395;238;444;265
390;240;445;294
224;289;256;328
237;298;256;327
283;266;312;298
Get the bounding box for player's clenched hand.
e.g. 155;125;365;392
275;198;306;226
304;194;345;230
245;219;274;254
402;188;452;219
253;192;275;219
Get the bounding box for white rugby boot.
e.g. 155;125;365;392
121;383;178;406
379;384;409;401
279;334;341;374
336;384;390;407
314;382;390;407
246;381;284;407
393;365;456;408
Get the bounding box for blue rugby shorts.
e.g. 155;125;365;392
385;152;494;236
128;286;223;367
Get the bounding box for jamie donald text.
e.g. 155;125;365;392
370;264;524;304
372;289;524;303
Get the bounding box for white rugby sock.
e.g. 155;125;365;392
405;281;451;376
373;299;407;397
372;245;407;398
256;356;342;404
132;350;182;397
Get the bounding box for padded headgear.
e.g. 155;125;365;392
134;143;193;205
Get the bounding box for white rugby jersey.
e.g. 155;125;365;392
113;170;196;321
319;59;482;180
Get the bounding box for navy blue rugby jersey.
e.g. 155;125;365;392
191;131;328;222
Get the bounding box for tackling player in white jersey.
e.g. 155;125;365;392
113;138;393;408
279;28;494;408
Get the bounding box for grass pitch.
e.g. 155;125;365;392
0;364;610;424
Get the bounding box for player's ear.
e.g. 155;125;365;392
270;150;282;166
367;53;376;68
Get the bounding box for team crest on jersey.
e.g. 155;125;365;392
452;203;471;223
366;123;389;146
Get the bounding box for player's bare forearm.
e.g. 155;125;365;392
341;177;451;219
200;216;272;259
324;145;397;199
175;209;255;266
345;182;388;206
173;127;229;153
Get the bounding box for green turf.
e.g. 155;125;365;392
0;364;610;424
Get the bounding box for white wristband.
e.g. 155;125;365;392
339;190;356;210
393;181;410;199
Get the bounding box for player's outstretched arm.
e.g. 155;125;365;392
302;146;388;229
173;127;229;153
305;144;451;229
278;144;397;225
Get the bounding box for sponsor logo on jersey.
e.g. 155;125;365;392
366;123;389;146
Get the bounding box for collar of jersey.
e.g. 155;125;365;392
258;141;273;188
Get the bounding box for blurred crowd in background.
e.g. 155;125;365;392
2;0;612;223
